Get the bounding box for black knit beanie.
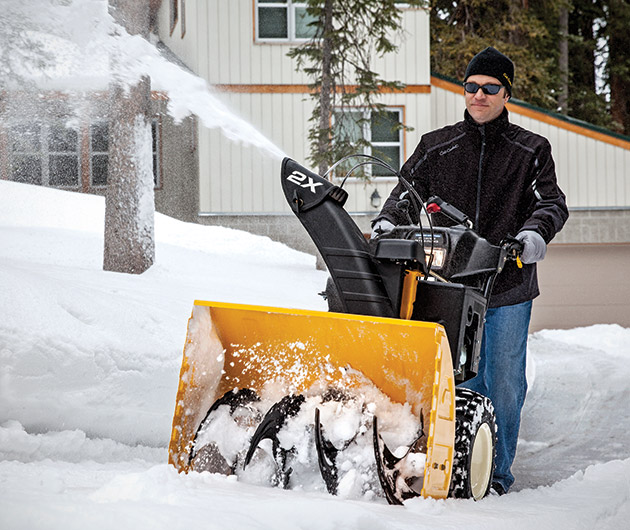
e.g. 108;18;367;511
464;47;514;95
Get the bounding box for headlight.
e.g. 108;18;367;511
425;247;445;268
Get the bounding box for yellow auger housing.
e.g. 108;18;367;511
169;300;455;499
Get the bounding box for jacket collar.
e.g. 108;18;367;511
463;108;510;138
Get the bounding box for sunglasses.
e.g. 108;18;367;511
463;82;504;95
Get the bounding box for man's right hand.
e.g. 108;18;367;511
370;219;395;239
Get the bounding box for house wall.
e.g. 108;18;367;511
157;0;432;216
0;92;197;226
531;243;630;331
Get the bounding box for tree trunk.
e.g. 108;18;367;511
317;0;334;177
558;5;569;114
104;0;155;274
608;0;630;134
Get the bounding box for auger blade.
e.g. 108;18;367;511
314;407;339;495
373;416;427;505
243;394;306;488
190;388;261;474
191;388;260;461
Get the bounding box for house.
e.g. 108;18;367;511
2;0;628;330
156;0;630;330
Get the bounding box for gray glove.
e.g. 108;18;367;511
370;219;395;239
515;230;547;264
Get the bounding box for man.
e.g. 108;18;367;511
372;47;569;494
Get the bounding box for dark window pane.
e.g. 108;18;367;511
152;120;157;152
258;7;288;38
371;111;400;143
92;154;108;186
11;155;42;184
334;111;363;143
11;124;41;152
49;125;78;152
371;145;400;175
91;122;109;152
295;7;318;38
153;154;159;186
49;154;79;186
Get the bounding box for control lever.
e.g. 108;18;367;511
425;196;473;228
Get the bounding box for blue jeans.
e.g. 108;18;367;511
459;300;532;492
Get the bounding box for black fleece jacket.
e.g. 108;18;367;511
375;108;569;307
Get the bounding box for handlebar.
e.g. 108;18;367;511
502;237;524;269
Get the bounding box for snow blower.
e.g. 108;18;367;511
168;156;523;502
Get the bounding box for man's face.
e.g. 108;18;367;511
464;74;510;125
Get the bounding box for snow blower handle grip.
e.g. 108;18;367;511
425;196;472;228
503;237;524;269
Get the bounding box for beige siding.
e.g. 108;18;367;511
196;90;432;215
373;8;431;85
430;83;630;209
160;1;429;86
197;92;307;214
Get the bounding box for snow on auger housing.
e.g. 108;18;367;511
168;156;523;502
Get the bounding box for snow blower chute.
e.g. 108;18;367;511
169;157;522;502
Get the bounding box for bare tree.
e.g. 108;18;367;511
103;0;155;274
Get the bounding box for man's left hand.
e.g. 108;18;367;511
515;230;547;263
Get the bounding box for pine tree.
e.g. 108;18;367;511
288;0;425;176
605;0;630;134
429;0;630;134
430;0;559;109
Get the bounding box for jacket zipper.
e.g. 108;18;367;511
475;126;486;229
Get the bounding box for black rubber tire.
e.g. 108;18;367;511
448;388;496;500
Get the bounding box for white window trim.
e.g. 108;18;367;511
255;0;316;43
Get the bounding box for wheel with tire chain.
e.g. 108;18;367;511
448;387;496;500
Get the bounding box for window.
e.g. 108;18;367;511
333;108;404;177
6;118;161;190
256;1;318;41
9;122;79;187
90;121;109;187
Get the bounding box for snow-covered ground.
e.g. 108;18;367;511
1;180;629;529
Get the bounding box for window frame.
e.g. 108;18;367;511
254;0;318;43
332;106;405;180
